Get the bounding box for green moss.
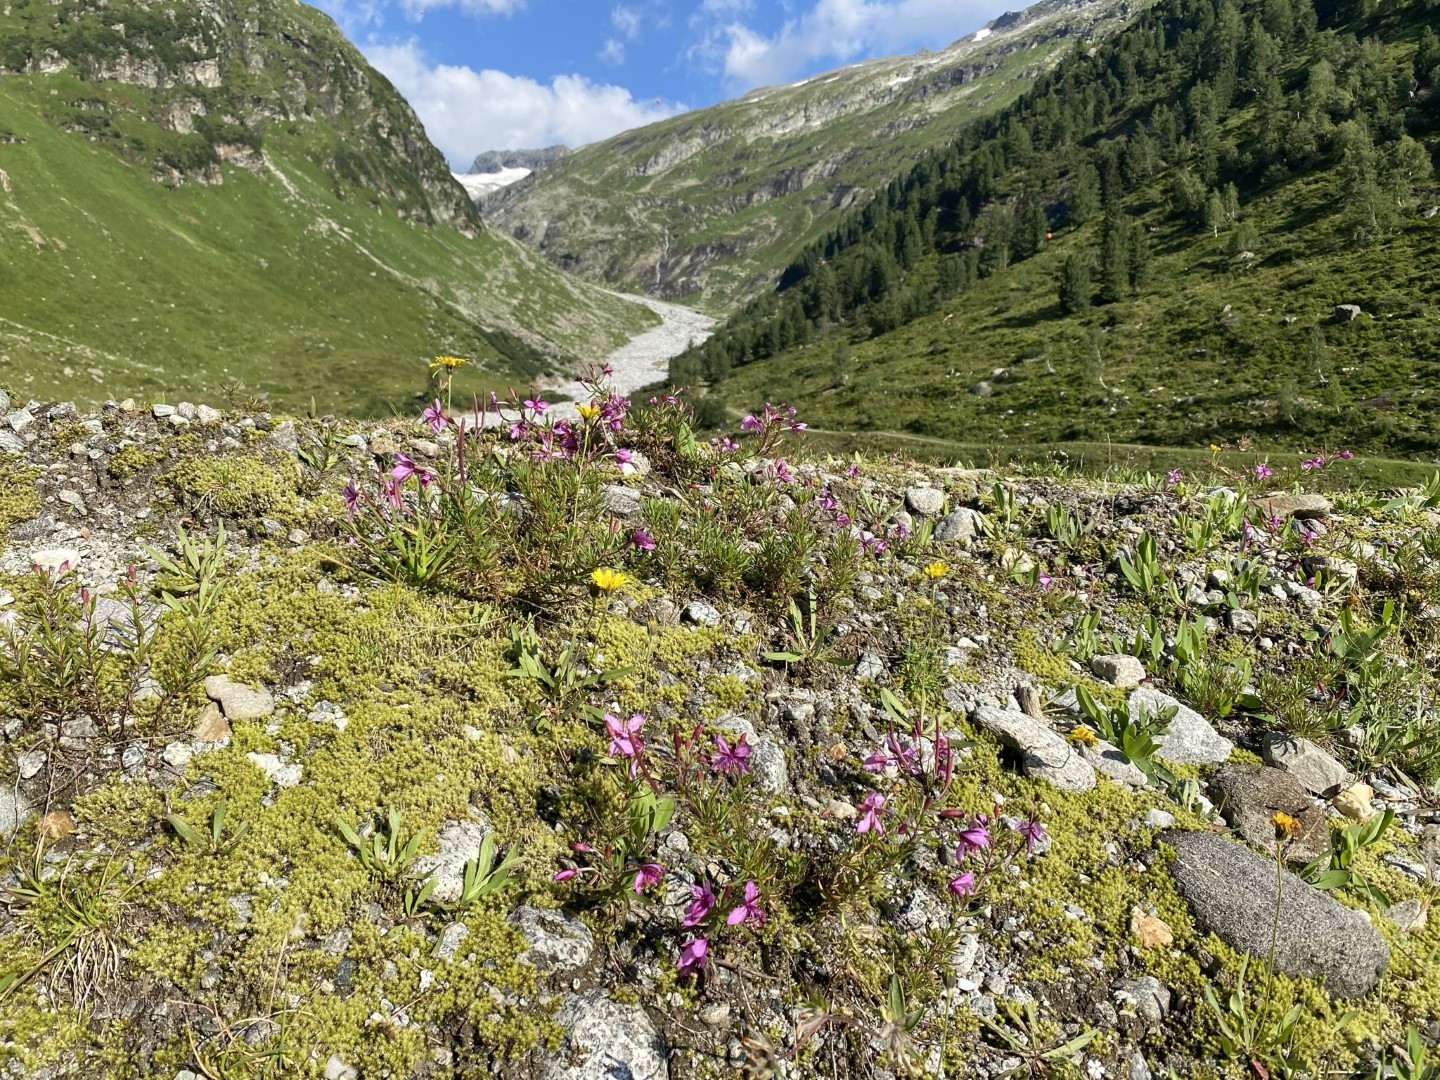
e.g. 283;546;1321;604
107;443;166;479
0;465;40;538
164;452;296;520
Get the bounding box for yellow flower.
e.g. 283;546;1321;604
590;568;630;592
1272;810;1302;838
922;560;950;580
1209;444;1222;454
1067;725;1099;746
430;355;469;372
576;403;600;420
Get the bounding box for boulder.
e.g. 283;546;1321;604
1251;493;1331;521
1259;732;1348;796
509;906;595;972
411;818;493;905
1334;304;1363;322
544;991;668;1080
1163;830;1389;998
1208;765;1329;864
972;707;1096;793
1129;687;1233;765
933;508;985;542
1091;653;1147;688
904;486;945;517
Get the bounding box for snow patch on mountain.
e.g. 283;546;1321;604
452;167;532;202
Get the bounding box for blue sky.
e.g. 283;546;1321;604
312;0;1016;167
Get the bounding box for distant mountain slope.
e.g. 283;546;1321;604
0;0;654;414
684;0;1440;456
486;0;1141;310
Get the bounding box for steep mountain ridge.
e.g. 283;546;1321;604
486;0;1142;309
683;0;1440;456
0;0;656;413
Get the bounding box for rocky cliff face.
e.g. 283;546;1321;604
487;0;1138;309
0;0;479;233
469;145;569;174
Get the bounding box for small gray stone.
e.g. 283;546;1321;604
266;420;299;455
1128;1051;1153;1080
1114;976;1170;1025
1143;809;1176;829
509;906;594;971
855;652;886;681
544;991;668;1080
324;1054;357;1080
162;742;194;770
1252;494;1331;521
1129;686;1233;765
1079;740;1148;788
904;486;945;518
433;922;470;962
0;430;25;454
1226;609;1257;634
151;403;176;418
1259;732;1348;796
1091;653;1146;688
600;484;642;519
196;404;222;425
1334;303;1363;322
410;818;492;904
246;752;302;787
681;600;720;627
204;675;275;720
972;707;1096;793
7;409;35;432
1163;830;1389;998
16;748;46;780
933;507;985;542
122;744;147;775
61;716;99;740
176;402;197;421
0;790;36;838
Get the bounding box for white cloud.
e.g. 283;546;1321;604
365;41;683;164
707;0;998;90
599;37;626;64
611;4;642;38
397;0;525;17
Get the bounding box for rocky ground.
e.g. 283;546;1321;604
0;387;1437;1080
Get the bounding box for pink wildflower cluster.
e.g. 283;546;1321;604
1301;449;1353;471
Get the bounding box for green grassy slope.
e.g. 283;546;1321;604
690;0;1440;458
488;0;1143;311
0;2;656;414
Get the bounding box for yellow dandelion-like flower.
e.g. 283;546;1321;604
590;568;630;592
576;403;601;420
922;560;950;580
430;354;470;372
1209;443;1222;454
1067;725;1099;746
1272;810;1303;838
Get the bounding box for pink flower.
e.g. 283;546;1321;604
524;396;550;414
947;872;977;897
676;937;708;974
422;398;447;434
1037;570;1055;592
390;453;434;485
726;881;765;927
856;792;886;835
553;868;579;882
720;437;739;452
605;713;646;777
1254;463;1273;480
631;529;656;551
342;480;361;518
683;882;715;927
741;415;762;433
1302;456;1325;471
633;862;664;893
1166;469;1183;485
712;734;752;775
846;464;861;479
615;448;634;465
1014;814;1048;854
958;819;991;855
1339;450;1353;459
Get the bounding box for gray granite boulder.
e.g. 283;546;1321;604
544;990;668;1080
1164;830;1388;998
1129;687;1232;765
1260;732;1348;796
972;707;1096;793
1208;764;1328;864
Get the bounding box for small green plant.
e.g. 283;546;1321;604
0;842;128;1006
1117;533;1165;598
436;833;521;913
1075;684;1175;785
763;583;847;666
295;406;343;496
335;808;424;882
1043;505;1093;554
167;798;251;856
507;621;633;727
1376;1027;1439;1080
1304;808;1396;905
978;998;1098;1077
981;481;1019;538
146;522;227;701
1171;616;1256;720
1203;952;1306;1076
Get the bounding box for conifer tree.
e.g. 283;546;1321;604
1059;252;1093;314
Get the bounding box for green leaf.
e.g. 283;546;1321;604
167;813;209;850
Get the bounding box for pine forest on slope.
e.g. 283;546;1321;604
0;0;657;415
486;0;1143;311
674;0;1440;457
